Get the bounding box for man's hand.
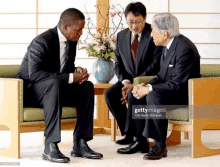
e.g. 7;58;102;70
76;67;89;83
76;67;87;74
121;82;133;104
132;83;149;99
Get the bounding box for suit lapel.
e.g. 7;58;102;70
52;26;61;71
160;37;178;80
125;30;135;75
135;23;151;74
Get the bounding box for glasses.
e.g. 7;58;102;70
126;19;144;26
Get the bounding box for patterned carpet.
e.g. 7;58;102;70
0;131;220;167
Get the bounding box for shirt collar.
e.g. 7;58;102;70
57;27;67;43
131;32;142;41
166;37;174;49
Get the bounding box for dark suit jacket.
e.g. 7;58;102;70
147;34;201;104
16;26;77;89
115;23;163;83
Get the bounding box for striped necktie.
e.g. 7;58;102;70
60;41;70;73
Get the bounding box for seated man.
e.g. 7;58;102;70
117;13;200;160
105;2;162;146
16;8;103;163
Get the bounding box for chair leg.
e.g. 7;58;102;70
166;130;181;146
0;125;20;159
0;80;21;158
192;119;220;158
184;132;189;139
111;117;116;141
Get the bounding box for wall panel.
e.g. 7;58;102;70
0;0;36;13
170;0;220;13
38;0;96;13
180;29;220;43
0;15;36;28
0;29;36;43
0;44;28;58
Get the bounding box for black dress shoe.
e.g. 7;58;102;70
117;141;149;154
143;145;167;160
42;143;70;163
115;136;134;145
71;139;103;159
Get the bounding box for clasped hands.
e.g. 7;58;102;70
132;83;150;99
121;82;150;104
74;67;89;83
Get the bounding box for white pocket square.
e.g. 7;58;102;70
169;64;174;67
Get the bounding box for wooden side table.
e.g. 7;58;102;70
93;83;114;135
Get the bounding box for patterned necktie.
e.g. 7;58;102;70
131;34;139;64
60;41;70;73
163;47;168;60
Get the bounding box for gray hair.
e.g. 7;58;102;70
152;13;180;38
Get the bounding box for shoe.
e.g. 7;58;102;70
115;136;134;145
42;143;70;163
71;139;103;159
143;145;167;160
117;141;149;154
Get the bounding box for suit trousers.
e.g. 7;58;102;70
126;89;179;146
24;79;94;145
105;82;133;137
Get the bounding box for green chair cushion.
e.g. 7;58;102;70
23;107;77;122
0;65;20;78
200;64;220;77
167;107;189;121
133;76;155;85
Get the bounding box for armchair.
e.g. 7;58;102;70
111;64;220;158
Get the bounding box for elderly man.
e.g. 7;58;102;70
117;13;200;160
16;8;103;163
105;2;162;148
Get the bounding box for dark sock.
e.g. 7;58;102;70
125;134;133;140
155;140;166;147
136;136;148;145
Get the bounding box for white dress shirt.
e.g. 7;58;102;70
122;32;142;85
57;27;74;83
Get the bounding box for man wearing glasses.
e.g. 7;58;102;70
105;2;163;153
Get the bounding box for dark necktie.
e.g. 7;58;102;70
163;47;168;60
60;41;70;73
131;34;139;64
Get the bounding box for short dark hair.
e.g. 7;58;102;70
124;2;147;18
58;8;85;28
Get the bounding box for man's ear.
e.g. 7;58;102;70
163;31;169;39
62;24;68;31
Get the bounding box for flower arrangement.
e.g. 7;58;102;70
81;4;124;60
85;33;116;60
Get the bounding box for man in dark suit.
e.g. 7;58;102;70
105;2;163;147
117;13;200;159
16;8;103;163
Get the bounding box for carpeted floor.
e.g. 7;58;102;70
0;130;220;167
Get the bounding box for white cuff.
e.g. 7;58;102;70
68;73;74;84
147;84;153;92
122;79;130;85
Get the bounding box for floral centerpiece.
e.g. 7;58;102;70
86;32;116;60
80;4;124;83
